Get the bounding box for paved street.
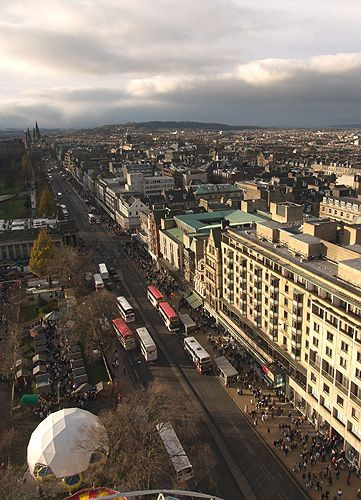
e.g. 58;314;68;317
51;169;309;500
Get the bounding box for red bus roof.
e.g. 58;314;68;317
159;301;177;319
112;318;133;339
147;286;164;300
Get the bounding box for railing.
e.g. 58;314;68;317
335;379;349;396
321;369;334;383
350;392;361;407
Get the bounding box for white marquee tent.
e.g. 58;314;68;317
27;408;107;478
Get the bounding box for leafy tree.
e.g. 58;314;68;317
21;153;33;184
29;227;54;277
37;187;56;216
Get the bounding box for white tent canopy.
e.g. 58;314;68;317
27;408;107;478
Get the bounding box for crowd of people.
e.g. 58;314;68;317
279;417;361;495
30;319;98;417
122;239;179;298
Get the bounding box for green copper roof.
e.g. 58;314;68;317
175;209;265;233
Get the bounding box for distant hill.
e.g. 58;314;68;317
127;121;263;131
328;124;361;129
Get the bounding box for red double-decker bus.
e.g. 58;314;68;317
112;318;136;350
147;286;165;309
159;302;179;332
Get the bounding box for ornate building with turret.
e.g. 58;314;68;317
24;122;41;149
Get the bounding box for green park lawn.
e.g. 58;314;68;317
83;352;109;385
0;180;23;195
20;303;53;323
0;197;30;219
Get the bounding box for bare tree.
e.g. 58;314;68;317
1;468;39;500
45;246;95;297
68;289;117;356
76;381;213;492
0;283;23;378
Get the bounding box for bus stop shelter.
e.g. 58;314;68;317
214;356;238;386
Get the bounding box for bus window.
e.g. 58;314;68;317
159;302;179;331
116;296;135;323
112;318;136;350
136;327;157;362
184;336;212;374
147;286;165;309
156;422;193;481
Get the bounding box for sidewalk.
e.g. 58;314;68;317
198;332;360;500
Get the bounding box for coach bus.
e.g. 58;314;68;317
116;296;135;323
112;318;136;351
136;327;157;362
156;421;193;481
158;301;179;332
184;336;212;374
147;285;165;309
93;273;104;291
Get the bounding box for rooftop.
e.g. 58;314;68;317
229;228;361;304
164;227;184;244
194;184;241;195
288;233;322;245
175;209;265;233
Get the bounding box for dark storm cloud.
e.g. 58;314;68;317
1;0;361;127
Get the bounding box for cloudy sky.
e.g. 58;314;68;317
1;0;361;128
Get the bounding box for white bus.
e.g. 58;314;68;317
156;422;193;481
59;204;68;219
116;296;135;323
88;213;96;225
136;327;157;362
98;263;109;280
93;273;104;291
184;336;212;374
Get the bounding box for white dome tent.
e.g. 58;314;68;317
27;408;107;479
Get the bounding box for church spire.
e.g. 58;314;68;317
35;121;41;141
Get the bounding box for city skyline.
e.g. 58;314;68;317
1;0;361;129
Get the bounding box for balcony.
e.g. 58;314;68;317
292;307;302;317
350;392;361;406
309;358;320;371
335;379;349;396
291;340;301;350
321;369;334;383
